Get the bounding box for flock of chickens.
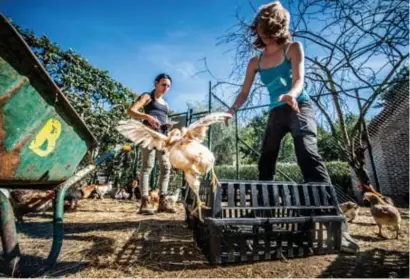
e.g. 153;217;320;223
9;181;402;240
9;181;114;221
7;112;403;241
339;184;401;239
8;179;180;222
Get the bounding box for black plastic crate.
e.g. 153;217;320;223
183;180;344;264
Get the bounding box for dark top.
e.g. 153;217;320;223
140;91;169;133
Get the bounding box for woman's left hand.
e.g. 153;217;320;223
278;94;300;113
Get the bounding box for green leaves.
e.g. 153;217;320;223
15;23;136;183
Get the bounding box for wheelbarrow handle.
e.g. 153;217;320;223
95;144;132;165
0;144;133;275
46;144;132;268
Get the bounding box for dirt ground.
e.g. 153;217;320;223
1;199;409;278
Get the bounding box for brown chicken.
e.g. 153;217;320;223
116;112;231;221
363;192;401;239
150;189;160;204
10;190;54;222
127;178;141;200
339;201;360;223
81;184;98;199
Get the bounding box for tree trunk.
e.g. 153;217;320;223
348;144;373;198
351;164;371;186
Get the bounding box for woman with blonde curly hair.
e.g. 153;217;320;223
226;1;359;253
227;1;329;183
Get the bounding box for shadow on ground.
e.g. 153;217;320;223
319;248;409;278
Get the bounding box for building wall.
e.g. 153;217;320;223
351;91;409;206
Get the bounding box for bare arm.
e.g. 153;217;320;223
128;94;160;129
286;41;305;98
228;56;259;114
278;42;304;112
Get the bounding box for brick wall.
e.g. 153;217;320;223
351;81;409;206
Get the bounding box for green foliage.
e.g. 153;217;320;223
14;23;137;185
186;102;236;165
238;111;296;164
317;113;365;162
317;126;344;161
238;109;353;164
214;161;351;189
324;161;353;191
239;111;267;164
211;123;236;165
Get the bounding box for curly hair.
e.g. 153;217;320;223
249;1;291;48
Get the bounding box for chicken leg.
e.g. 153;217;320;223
185;171;205;222
210;167;219;193
377;224;385;238
394;223;400;239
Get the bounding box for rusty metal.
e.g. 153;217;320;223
0;15;97;149
0;13;135;276
46;144;130;267
0;78;30;180
0;189;21;276
45;164;96;267
0;14;98;186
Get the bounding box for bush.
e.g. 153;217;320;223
214;161;351;189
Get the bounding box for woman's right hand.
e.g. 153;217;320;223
147;115;161;130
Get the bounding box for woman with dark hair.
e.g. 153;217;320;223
127;73;176;214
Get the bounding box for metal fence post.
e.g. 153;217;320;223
208;81;212;151
235;112;239;180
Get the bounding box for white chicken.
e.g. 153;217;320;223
116;112;231;221
167;188;181;204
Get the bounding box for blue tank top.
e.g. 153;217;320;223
258;44;310;109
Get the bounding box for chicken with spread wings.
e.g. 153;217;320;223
116;112;232;221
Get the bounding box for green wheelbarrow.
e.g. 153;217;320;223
0;14;131;276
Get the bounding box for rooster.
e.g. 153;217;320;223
116;112;231;221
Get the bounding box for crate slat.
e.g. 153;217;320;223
184;180;344;264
